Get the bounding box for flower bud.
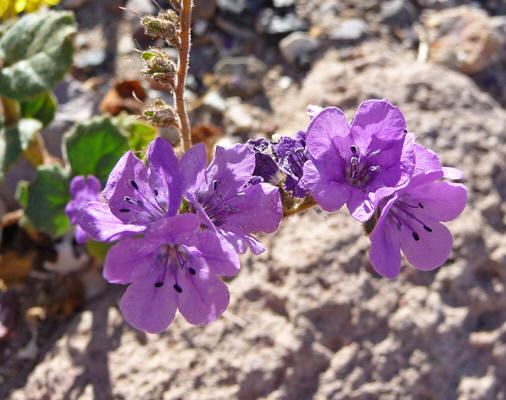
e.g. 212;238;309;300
144;100;180;128
141;10;180;47
142;48;177;88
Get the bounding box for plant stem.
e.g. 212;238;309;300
282;195;318;218
175;0;192;152
1;97;21;126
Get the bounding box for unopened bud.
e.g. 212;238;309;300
144;100;180;128
142;48;177;88
141;10;180;47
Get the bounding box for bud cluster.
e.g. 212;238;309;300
141;48;177;89
141;10;180;47
143;99;180;128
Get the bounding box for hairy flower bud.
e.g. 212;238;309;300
144;100;180;128
141;10;180;47
142;48;177;88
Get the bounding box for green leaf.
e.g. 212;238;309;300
20;92;57;128
22;165;71;237
63;116;130;184
15;180;29;208
86;240;114;263
112;114;157;154
0;11;76;101
0;118;42;180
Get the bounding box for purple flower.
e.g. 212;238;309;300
65;175;101;243
369;140;467;278
104;214;240;333
181;143;282;255
246;138;281;184
303;99;415;222
273;134;309;198
77;138;181;242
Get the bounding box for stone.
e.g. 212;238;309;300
256;9;309;35
279;31;320;63
329;18;370;42
424;6;501;74
214;56;266;98
380;0;417;26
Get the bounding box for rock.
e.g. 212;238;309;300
62;0;93;9
256;9;309;35
380;0;417;26
424;6;502;74
74;50;107;70
329;18;370;42
194;0;217;20
202;90;227;113
223;98;255;135
279;31;320;64
124;0;156;16
273;0;295;7
214;56;266;98
217;0;246;14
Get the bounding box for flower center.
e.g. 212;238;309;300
389;198;432;241
198;180;242;226
118;179;167;221
346;146;381;188
153;244;195;293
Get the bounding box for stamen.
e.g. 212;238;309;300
213;180;219;190
124;196;135;204
131;180;139;190
424;225;432;232
369;149;381;157
350;145;357;154
350;156;358;165
119;208;130;213
418;202;424;209
173;284;182;293
352;171;358;180
412;232;420;241
189;267;196;275
154;188;159;196
369;166;379;172
403;129;407;133
154;281;164;288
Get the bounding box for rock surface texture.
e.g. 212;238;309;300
8;42;506;399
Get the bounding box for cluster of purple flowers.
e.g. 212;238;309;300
67;99;466;333
67;139;282;332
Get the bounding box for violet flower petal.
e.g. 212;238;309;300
194;230;240;276
104;237;161;284
176;267;230;326
303;160;348;212
120;263;178;333
77;202;145;242
147;137;184;216
369;196;402;279
399;215;453;271
350;99;406;152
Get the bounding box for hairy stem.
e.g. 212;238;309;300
175;0;192;152
282;195;318;218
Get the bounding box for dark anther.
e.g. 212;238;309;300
403;129;407;133
189;267;196;275
154;281;164;288
352;171;358;179
418;202;424;209
424;225;432;232
213;180;218;190
124;196;134;204
119;208;130;213
131;180;139;190
412;232;420;241
137;200;144;207
154;188;159;196
173;284;183;293
350;145;357;154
